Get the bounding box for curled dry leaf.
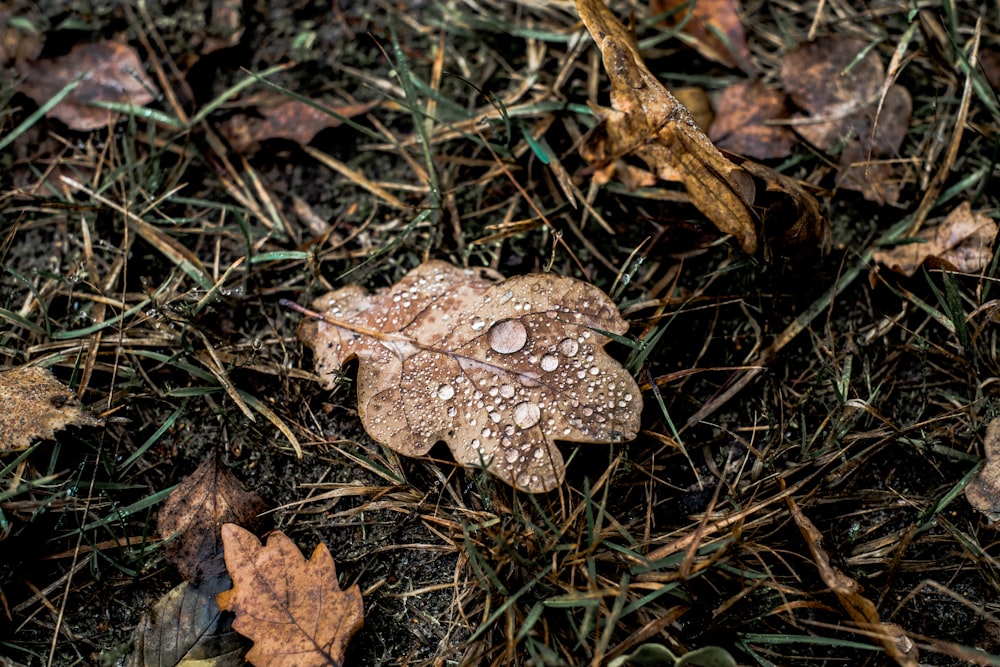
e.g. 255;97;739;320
130;576;247;667
781;37;912;205
0;366;99;453
575;0;758;255
217;524;364;667
158;454;266;582
295;261;642;493
650;0;751;70
710;82;797;160
787;494;919;665
18;40;158;131
873;202;997;277
967;418;1000;522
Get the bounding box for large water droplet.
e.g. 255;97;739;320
488;319;528;354
505;449;520;463
471;317;486;331
500;384;516;399
540;354;559;372
513;401;541;429
558;337;579;357
437;384;455;400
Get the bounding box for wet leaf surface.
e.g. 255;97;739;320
217;524;364;667
576;0;758;255
650;0;751;70
158;454;266;582
18;40;158;131
0;366;99;453
130;576;247;667
872;202;997;277
295;260;642;493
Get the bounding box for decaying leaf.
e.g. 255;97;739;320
217;524;364;667
576;0;758;255
873;202;997;277
295;261;642;493
787;494;919;665
0;366;99;453
650;0;751;70
130;576;248;667
18;40;158;131
710;82;797;160
967;418;1000;522
158;454;266;582
220;98;377;151
781;36;912;205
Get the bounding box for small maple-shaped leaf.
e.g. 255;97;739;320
0;366;99;453
158;454;266;582
575;0;758;255
294;261;642;493
217;524;364;667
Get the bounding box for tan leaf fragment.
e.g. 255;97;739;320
158;454;266;582
295;261;642;493
220;98;377;151
0;366;99;453
650;0;752;70
968;419;1000;522
18;41;158;131
576;0;758;255
873;202;997;277
217;524;364;667
130;575;248;667
710;82;797;160
787;494;919;665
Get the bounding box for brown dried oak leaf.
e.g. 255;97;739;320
0;366;98;453
873;202;997;277
18;40;158;131
158;454;266;582
576;0;758;255
217;524;363;667
295;261;642;493
650;0;752;70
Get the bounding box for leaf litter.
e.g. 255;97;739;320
293;260;642;493
217;524;364;667
17;40;159;131
0;366;99;453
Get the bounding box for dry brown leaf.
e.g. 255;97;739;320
0;5;43;67
158;454;266;582
220;99;377;151
872;202;997;277
18;41;158;131
710;82;796;160
650;0;751;70
0;366;99;453
781;37;912;205
787;494;919;665
294;261;642;493
576;0;758;255
130;576;247;667
967;418;1000;522
216;524;364;667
